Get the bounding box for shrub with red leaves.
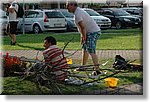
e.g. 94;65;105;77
3;52;23;77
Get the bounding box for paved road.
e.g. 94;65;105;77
3;50;142;60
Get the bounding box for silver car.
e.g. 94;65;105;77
18;9;67;34
59;9;77;31
82;8;111;29
0;9;8;35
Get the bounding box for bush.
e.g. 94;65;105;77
3;52;26;77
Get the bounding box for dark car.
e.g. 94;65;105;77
120;7;143;28
98;8;141;29
121;7;143;16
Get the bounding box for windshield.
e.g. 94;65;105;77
84;10;100;16
114;10;130;16
61;10;74;18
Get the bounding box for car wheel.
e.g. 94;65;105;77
33;25;41;34
116;22;122;29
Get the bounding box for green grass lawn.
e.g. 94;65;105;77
2;28;143;50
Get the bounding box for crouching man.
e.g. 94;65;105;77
43;36;68;82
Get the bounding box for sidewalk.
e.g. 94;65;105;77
3;50;142;60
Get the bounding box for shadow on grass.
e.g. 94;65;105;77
115;72;143;84
17;44;43;50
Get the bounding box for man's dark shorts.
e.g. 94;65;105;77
6;21;18;34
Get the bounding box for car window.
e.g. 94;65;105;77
36;12;43;18
126;9;134;13
104;10;113;15
133;10;140;15
61;10;74;18
84;10;100;16
45;11;64;18
114;10;130;16
25;11;38;18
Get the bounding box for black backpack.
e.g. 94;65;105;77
112;55;129;70
13;2;24;18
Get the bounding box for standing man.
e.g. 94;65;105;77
6;0;19;45
66;0;103;75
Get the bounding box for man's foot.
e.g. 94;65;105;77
11;41;16;46
74;68;86;71
92;70;106;76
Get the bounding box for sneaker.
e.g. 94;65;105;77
92;70;106;76
11;41;16;46
74;68;86;71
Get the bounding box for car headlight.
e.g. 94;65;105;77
124;18;130;21
108;19;111;22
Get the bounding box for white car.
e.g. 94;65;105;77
0;9;8;35
18;9;67;34
82;8;111;29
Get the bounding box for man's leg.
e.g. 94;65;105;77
81;50;89;65
5;23;13;42
10;21;17;45
90;53;101;71
11;34;16;43
6;32;13;40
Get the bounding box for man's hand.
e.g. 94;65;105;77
81;37;86;45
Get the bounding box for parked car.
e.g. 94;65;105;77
82;8;111;29
18;9;67;34
120;7;143;28
98;8;141;29
59;9;77;31
120;7;143;16
0;9;8;35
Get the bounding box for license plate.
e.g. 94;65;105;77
54;24;62;27
135;22;138;24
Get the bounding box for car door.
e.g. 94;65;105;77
24;11;37;31
45;11;66;29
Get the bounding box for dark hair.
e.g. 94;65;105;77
44;36;57;45
67;0;78;7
